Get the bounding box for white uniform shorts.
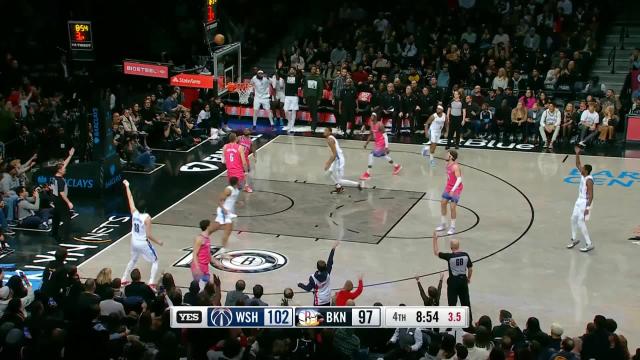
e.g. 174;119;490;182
253;97;270;110
331;157;345;180
284;96;299;111
215;206;238;225
572;199;591;221
429;125;444;143
131;240;158;262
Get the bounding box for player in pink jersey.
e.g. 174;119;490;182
191;219;215;285
223;132;248;187
238;128;257;193
436;150;463;235
360;112;401;180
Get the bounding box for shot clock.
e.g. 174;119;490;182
67;21;93;50
170;306;468;328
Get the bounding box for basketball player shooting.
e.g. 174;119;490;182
436;150;463;235
567;146;595;252
324;127;363;194
121;180;163;285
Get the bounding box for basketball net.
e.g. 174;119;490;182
227;82;253;104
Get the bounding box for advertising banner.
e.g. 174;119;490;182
170;73;214;88
123;61;169;79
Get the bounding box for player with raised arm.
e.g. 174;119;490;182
121;180;163;285
324;127;363;194
360;113;401;180
212;176;241;255
436;150;463;235
567;146;595;252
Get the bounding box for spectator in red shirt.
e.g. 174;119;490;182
335;275;363;306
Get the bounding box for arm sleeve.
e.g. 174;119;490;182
383;133;389;148
390;328;399;343
326;248;336;273
467;255;473;268
351;279;364;299
438;252;451;260
555;110;562;126
298;276;316;292
417;281;429;304
540;110;547;125
411;330;423;352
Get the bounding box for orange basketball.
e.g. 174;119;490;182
214;34;225;45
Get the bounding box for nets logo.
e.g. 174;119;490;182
208;308;233;327
212;249;287;273
296;309;324;327
176;310;202;324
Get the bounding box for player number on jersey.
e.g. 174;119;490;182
134;223;140;233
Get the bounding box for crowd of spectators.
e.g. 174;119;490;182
263;0;638;148
0;246;639;360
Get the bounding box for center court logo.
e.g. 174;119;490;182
173;247;287;273
213;250;287;273
208;308;233;327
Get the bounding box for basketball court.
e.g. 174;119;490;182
79;134;640;343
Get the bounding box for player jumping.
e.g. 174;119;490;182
567;146;595;252
436;150;463;235
238;128;257;193
360;112;401;180
121;180;163;285
423;105;446;167
323;127;362;194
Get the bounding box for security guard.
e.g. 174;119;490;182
339;78;358;137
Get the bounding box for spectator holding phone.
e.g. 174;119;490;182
0;273;35;319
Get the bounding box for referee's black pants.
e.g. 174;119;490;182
51;198;71;242
447;275;472;327
447;115;463;148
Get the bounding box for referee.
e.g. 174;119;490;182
51;148;75;243
432;231;473;328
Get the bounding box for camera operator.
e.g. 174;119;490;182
162;115;184;149
123;135;156;171
16;186;53;230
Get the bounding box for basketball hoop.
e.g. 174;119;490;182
226;82;253;104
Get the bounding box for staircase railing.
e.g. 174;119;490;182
608;45;617;74
619;25;629;50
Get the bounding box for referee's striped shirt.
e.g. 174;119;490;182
438;251;472;277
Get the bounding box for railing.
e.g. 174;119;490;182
608;45;617;74
619;25;629;50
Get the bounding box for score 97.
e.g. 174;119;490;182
357;309;373;325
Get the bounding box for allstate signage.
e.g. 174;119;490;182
563;168;638;187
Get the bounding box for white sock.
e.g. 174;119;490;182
441;216;447;225
578;218;591;246
122;255;139;281
429;153;434;161
450;219;456;227
149;260;159;285
340;179;359;187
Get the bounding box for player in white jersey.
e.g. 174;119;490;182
121;180;163;285
422;105;446;167
567;147;595;252
211;176;242;254
250;70;274;130
323;127;363;194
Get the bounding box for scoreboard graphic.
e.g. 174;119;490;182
170;306;469;329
